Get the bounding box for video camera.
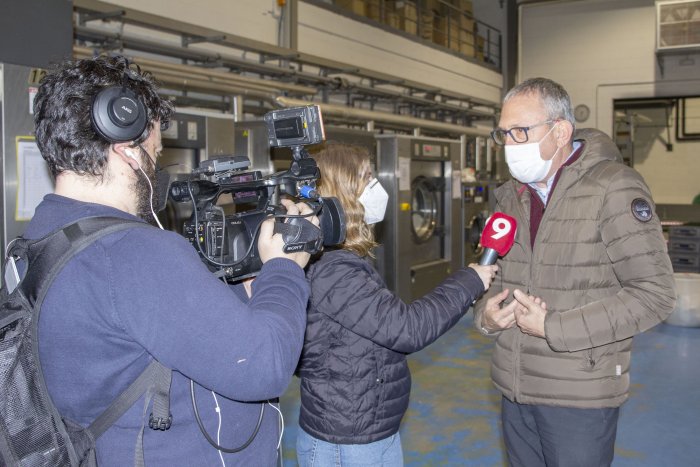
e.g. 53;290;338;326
169;105;346;281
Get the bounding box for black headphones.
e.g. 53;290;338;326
90;71;148;143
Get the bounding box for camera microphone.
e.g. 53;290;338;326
169;180;219;203
193;156;250;175
479;212;517;265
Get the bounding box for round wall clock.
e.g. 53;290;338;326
574;104;590;123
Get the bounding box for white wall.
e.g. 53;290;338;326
110;0;280;44
617;105;700;204
107;0;503;105
519;0;700;205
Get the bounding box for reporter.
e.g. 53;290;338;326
27;55;313;466
295;143;496;466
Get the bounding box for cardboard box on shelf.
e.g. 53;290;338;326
435;0;473;15
459;15;474;33
419;11;434;40
459;42;475;57
460;35;485;60
366;0;381;21
394;0;418;35
459;26;475;48
385;11;401;29
422;0;442;14
434;15;460;49
456;0;473;15
335;0;366;16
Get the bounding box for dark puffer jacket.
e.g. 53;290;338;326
297;249;484;444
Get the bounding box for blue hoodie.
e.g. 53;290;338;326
24;194;309;466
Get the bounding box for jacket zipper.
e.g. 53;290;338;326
514;176;567;401
511;183;532;403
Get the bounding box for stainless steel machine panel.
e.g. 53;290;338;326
1;63;44;269
376;135;462;302
159;112;235;233
409;259;453;300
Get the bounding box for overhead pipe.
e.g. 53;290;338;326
74;45;313;96
74;44;491;137
74;27;493;119
74;26;336;86
74;47;278;101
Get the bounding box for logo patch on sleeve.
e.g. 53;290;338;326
631;198;653;222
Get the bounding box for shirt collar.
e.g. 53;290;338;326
529;141;582;204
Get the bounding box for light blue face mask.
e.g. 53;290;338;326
358;178;389;224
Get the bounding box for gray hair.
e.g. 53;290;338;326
504;78;575;131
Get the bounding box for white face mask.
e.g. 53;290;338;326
504;122;559;184
358;178;389;225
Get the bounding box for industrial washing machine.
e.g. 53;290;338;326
462;136;501;265
158;111;235;232
375;135;462;302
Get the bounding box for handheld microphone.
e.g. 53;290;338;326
479;212;517;265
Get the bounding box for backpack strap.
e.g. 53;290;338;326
20;216;172;465
21;217;147;305
87;358;171;467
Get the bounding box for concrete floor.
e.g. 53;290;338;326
280;313;700;466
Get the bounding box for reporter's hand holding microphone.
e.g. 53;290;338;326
476;212;519;333
469;263;498;291
468;211;523;292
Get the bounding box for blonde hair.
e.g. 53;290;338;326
313;143;377;257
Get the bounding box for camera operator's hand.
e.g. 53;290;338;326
258;199;320;269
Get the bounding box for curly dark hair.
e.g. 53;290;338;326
33;55;174;178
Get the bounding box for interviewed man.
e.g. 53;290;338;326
474;77;676;467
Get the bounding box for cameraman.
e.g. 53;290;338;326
26;55;316;465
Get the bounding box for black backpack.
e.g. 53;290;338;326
0;217;172;466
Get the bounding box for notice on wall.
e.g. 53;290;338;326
452;171;461;200
398;157;410;191
16;137;54;221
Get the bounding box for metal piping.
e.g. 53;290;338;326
74;41;491;136
74;26;334;84
74;47;278;101
276;97;491;137
74;27;494;120
73;45;314;96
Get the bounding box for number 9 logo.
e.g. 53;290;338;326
490;218;512;240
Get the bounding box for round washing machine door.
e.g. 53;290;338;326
411;176;438;243
464;211;486;264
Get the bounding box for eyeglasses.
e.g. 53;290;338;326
490;120;555;146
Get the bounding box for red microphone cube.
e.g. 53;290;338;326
481;212;517;256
